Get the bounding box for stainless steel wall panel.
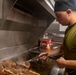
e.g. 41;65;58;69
7;8;35;25
0;30;29;48
0;0;17;29
0;0;2;25
0;0;2;19
0;44;28;60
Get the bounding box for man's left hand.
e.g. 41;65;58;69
56;57;66;68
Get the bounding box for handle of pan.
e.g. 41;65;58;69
49;53;64;59
38;52;64;59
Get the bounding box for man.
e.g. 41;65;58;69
39;0;76;75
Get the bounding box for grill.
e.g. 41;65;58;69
0;51;55;75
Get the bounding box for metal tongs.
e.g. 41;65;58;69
16;53;63;68
16;53;48;68
27;53;48;62
16;54;48;68
27;53;64;62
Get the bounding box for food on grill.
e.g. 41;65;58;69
0;60;40;75
19;72;27;75
4;60;16;66
0;65;4;72
25;61;30;68
11;65;21;69
2;60;16;68
17;61;30;68
4;67;18;74
0;72;10;75
19;69;39;75
4;67;40;75
22;69;40;75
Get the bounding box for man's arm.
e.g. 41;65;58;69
48;46;63;56
56;57;76;70
66;60;76;70
39;45;63;60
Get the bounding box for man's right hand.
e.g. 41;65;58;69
39;52;49;60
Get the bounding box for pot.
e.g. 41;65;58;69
49;63;65;75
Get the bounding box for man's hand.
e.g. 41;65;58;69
39;52;48;60
56;57;66;68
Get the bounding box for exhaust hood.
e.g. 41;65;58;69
14;0;55;19
0;0;55;60
13;0;55;48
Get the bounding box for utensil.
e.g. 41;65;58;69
16;53;63;69
27;53;48;62
49;53;64;59
16;53;48;68
27;53;63;62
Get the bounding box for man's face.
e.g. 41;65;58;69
55;11;70;26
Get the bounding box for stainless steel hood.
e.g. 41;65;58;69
14;0;55;19
0;0;55;60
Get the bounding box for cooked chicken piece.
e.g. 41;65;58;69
4;67;18;75
4;66;28;75
25;61;30;68
11;65;25;73
29;70;40;75
2;60;16;68
19;72;27;75
16;61;30;68
4;60;16;66
0;71;10;75
23;69;40;75
0;65;4;72
11;65;21;69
